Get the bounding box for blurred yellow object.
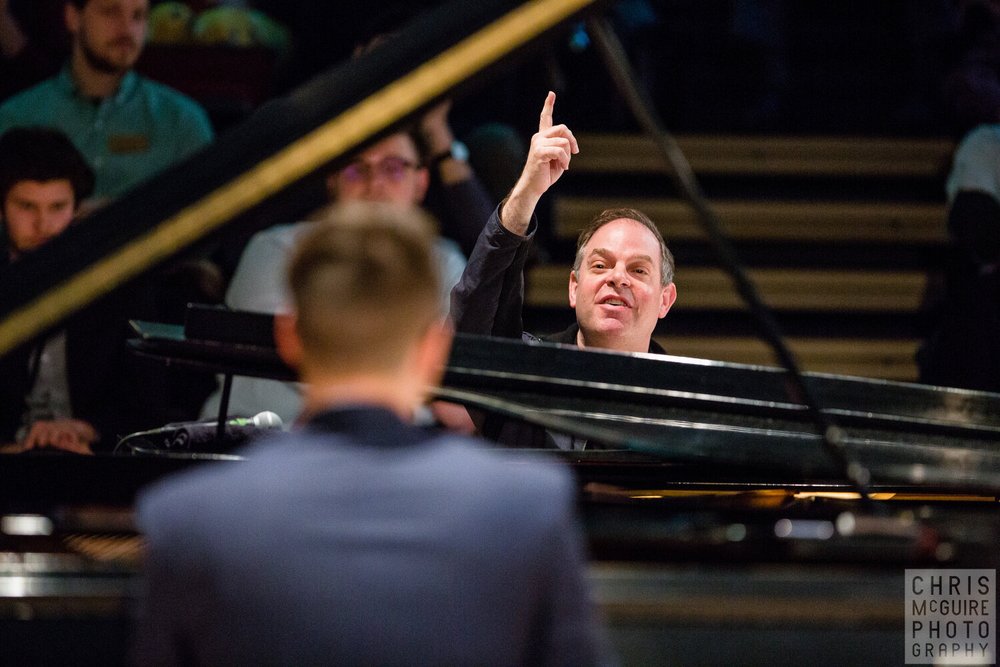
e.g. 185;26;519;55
192;7;290;52
192;7;254;47
148;2;194;44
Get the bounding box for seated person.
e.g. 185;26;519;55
450;92;679;448
453;92;677;353
918;123;1000;392
0;0;214;200
0;127;132;453
132;202;613;666
200;127;492;425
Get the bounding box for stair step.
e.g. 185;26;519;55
655;335;919;380
572;133;953;178
553;197;947;244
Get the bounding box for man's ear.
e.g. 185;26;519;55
658;283;677;319
65;2;81;35
568;269;578;308
273;312;303;370
413;166;430;202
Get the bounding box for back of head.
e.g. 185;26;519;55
287;202;442;374
0;127;95;205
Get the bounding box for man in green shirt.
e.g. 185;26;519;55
0;0;213;200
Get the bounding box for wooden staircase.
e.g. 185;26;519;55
523;133;955;380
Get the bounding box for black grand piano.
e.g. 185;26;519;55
2;1;998;665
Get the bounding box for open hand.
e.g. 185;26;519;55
19;418;97;455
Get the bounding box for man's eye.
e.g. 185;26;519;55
341;163;365;181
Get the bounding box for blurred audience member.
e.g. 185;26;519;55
918;123;1000;391
0;127;126;453
0;0;214;200
201;128;491;426
944;0;1000;136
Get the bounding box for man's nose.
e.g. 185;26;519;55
365;169;392;199
364;174;390;198
114;12;143;38
110;11;132;33
38;213;63;238
608;264;630;286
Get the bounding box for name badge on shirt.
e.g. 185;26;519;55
107;134;150;154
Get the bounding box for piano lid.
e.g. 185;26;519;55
127;310;1000;494
442;335;1000;492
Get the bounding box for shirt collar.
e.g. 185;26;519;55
58;64;138;105
304;405;435;449
545;322;667;354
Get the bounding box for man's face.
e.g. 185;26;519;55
66;0;149;75
3;180;77;255
328;134;429;206
569;218;677;353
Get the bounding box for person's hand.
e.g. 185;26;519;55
419;99;476;185
19;418;97;455
0;440;24;454
502;91;578;235
418;99;454;156
429;400;476;435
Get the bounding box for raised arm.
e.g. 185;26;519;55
450;93;577;338
419;99;495;256
499;91;579;235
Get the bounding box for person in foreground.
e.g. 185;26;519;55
132;202;614;666
451;91;678;355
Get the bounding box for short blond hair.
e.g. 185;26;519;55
287;202;441;373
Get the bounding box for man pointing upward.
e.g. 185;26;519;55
452;91;677;355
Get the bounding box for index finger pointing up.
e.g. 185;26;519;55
539;91;555;132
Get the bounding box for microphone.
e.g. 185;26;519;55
118;411;284;452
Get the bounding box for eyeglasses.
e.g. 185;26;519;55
339;156;419;183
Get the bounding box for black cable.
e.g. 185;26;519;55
585;15;877;507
